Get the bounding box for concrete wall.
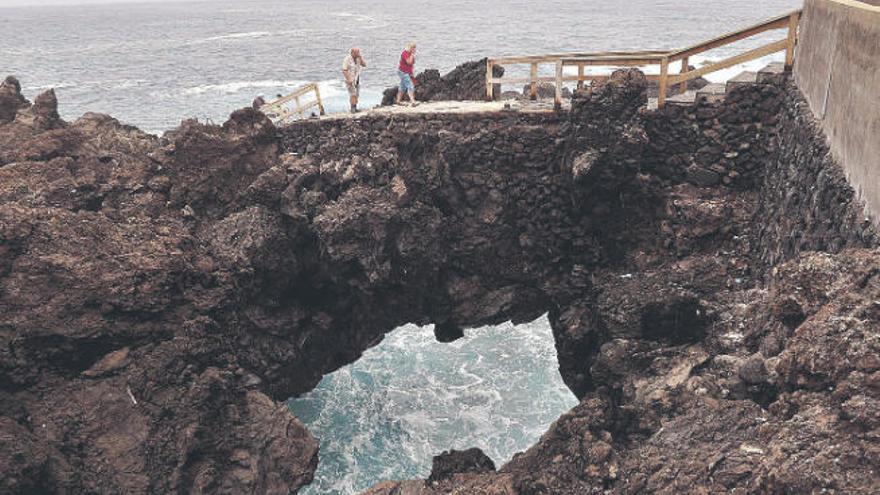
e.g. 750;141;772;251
794;0;880;225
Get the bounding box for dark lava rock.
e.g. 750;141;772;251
640;296;709;344
738;354;769;384
381;58;504;105
4;69;880;495
0;76;28;123
428;448;496;483
434;321;465;343
33;89;60;124
772;296;806;329
521;82;573;100
686;166;721;186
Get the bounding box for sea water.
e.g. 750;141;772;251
1;1;801;493
2;0;800;134
288;317;579;494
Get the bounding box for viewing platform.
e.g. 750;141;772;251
266;8;801;126
311;98;565;121
277;59;784;123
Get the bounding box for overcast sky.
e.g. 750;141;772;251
0;0;201;7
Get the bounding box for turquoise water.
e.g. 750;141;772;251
288;316;578;494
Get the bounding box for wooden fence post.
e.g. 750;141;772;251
658;56;669;108
679;57;689;94
530;62;538;100
313;84;325;116
785;12;799;70
577;64;585;90
486;59;494;100
555;59;563;109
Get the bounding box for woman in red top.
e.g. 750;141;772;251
396;42;417;106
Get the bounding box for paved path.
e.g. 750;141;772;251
314;98;567;121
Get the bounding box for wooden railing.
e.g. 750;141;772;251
486;51;669;105
660;11;801;106
260;83;325;123
486;10;801;108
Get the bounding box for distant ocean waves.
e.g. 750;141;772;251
178;78;384;117
188;12;387;44
23;79;147;93
19;77;384;135
18;51;784;136
180;79;323;97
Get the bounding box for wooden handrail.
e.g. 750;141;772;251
668;39;790;85
562;56;668;67
659;11;800;106
490;50;669;65
486;53;668;106
491;74;664;85
261;83;325;123
667;10;798;61
486;9;802;109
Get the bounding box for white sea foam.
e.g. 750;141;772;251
695;53;786;83
289;316;578;495
184;79;358;104
24;78;147;93
331;12;378;23
23;82;79;91
200;31;273;42
181;79;335;96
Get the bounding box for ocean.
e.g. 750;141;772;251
288;317;577;494
1;0;801;493
3;0;800;134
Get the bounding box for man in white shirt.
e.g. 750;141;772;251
342;47;367;113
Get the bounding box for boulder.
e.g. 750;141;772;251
0;75;28;123
381;59;504;105
428;448;496;483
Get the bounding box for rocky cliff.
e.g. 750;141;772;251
1;63;878;495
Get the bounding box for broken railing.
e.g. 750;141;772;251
261;83;326;123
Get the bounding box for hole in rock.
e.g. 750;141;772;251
287;315;577;495
640;297;709;344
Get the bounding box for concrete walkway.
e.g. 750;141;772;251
314;98;567;121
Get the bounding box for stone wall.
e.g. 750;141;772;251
638;72;878;267
643;82;784;192
755;80;878;265
794;0;880;225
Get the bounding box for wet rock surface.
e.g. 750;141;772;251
1;64;879;495
428;448;497;483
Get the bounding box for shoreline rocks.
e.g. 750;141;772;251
1;64;878;494
380;58;504;105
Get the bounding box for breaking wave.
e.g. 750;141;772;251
182;79;314;96
331;12;379;23
288;316;578;495
200;31;273;42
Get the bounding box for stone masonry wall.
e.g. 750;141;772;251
794;0;880;226
755;79;878;266
643;81;783;192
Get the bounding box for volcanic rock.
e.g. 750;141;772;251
428;448;496;483
2;65;879;495
381;59;504;105
0;76;28;123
